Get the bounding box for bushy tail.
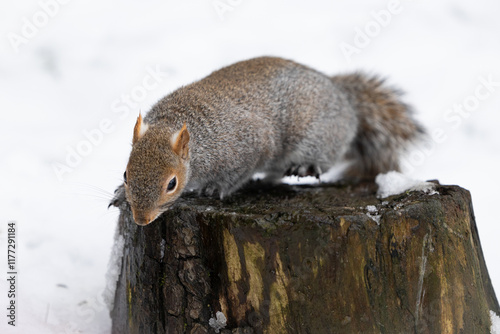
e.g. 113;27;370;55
331;73;425;180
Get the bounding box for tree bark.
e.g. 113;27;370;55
110;182;499;334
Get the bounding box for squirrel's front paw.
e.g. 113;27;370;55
109;184;127;208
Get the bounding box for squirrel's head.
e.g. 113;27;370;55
124;114;190;226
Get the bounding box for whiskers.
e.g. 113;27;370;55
61;182;124;220
69;182;114;200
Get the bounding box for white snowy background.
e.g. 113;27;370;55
1;0;499;332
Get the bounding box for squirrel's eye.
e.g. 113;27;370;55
123;171;127;184
166;177;177;192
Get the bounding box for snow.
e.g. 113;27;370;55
160;238;166;259
209;311;227;333
492;311;500;334
1;0;500;333
365;205;381;224
375;171;438;198
366;213;382;225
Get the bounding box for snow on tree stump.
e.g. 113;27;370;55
109;181;499;334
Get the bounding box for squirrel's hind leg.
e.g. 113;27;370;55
284;164;322;178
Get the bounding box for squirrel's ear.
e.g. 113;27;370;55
171;123;190;160
133;113;149;144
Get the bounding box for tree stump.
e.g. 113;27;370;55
109;182;499;334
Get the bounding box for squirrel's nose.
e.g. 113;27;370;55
131;209;156;226
134;217;151;226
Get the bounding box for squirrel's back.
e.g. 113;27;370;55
145;57;363;192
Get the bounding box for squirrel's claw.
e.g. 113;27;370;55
284;165;300;177
310;165;322;179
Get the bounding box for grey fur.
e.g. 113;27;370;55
112;56;423;225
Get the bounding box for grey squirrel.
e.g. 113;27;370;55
110;56;423;226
